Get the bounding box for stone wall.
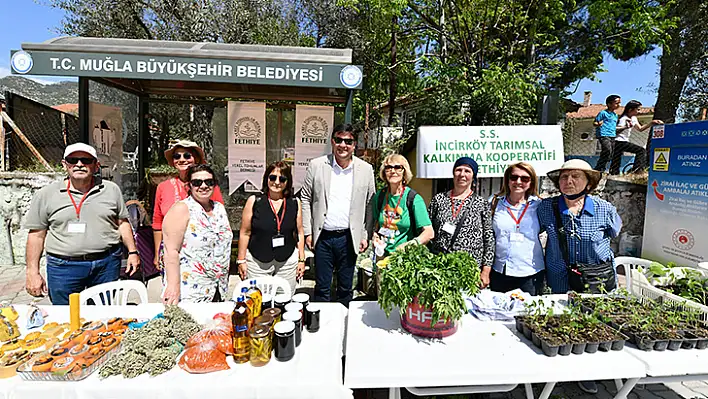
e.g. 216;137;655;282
0;172;64;265
540;176;648;254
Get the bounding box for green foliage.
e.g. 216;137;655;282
377;244;481;325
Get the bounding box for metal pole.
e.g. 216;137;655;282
78;77;90;143
344;90;353;124
138;97;149;187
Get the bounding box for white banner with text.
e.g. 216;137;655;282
417;125;564;178
294;105;333;190
228;102;267;194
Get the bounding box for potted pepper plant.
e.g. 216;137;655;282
377;244;481;338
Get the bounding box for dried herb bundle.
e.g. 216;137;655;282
100;306;201;379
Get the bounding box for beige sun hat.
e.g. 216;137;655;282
547;159;602;192
164;140;206;167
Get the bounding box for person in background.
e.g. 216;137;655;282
609;100;664;175
161;165;232;304
152;140;224;270
371;154;433;256
538;159;622;394
593;94;622;173
489;162;545;295
428;157;494;288
25;143;140;305
301;124;376;307
237;161;305;293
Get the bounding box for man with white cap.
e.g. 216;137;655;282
24;143;140;305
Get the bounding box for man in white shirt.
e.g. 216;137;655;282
301;124;376;306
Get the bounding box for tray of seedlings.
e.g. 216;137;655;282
515;301;628;357
569;291;708;352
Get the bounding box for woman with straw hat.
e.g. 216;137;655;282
153;140;224;270
538;160;622;395
538;159;622;294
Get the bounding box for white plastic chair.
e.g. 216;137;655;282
614;256;653;293
232;276;291;301
79;280;149;306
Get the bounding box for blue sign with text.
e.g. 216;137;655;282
643;121;708;265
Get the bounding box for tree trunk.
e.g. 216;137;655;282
646;44;695;152
388;16;398;127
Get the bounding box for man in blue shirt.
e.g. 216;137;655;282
593;94;621;172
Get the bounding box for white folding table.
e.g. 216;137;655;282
344;301;646;399
623;346;708;387
1;303;351;399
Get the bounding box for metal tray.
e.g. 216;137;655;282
16;343;122;382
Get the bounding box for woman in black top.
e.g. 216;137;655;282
237;161;305;292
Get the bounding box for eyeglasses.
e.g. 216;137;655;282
172;152;193;161
333;137;355;146
65;157;96;165
384;165;404;172
190;178;216;188
510;174;531;183
269;174;288;183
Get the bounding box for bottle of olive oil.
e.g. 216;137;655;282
232;295;251;363
246;280;263;318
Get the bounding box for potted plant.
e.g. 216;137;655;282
377;244;481;338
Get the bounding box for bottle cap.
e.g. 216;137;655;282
292;293;309;303
274;320;295;334
282;311;301;322
285;302;303;313
241;287;248;293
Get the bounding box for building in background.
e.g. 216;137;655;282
564;91;654;171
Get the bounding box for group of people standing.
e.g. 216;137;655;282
25;124;623;313
593;94;664;175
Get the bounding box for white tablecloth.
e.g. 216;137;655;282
344;301;646;390
1;303;351;399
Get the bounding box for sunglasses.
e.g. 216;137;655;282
510;174;531;183
269;174;288;183
172;152;193;161
190;178;216;188
333;137;355;146
65;157;96;165
384;165;404;172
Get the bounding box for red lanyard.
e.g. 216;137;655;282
268;194;287;234
450;190;473;219
506;202;529;230
385;186;406;227
66;179;93;220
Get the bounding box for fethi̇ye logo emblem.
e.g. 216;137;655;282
340;65;362;89
302;116;328;139
672;229;695;251
11;51;33;74
233;117;261;139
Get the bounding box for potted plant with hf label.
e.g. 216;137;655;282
377;244;481;338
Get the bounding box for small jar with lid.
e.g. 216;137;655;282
282;311;302;347
249;325;272;367
262;308;282;324
273;294;291;313
273;321;296;362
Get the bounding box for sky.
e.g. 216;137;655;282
1;0;662;106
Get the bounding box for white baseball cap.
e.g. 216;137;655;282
63;143;98;159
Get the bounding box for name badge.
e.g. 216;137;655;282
272;235;285;248
510;232;525;242
442;222;456;235
67;221;87;234
378;227;393;238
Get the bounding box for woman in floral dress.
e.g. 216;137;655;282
161;164;233;304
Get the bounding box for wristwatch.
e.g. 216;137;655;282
128;250;139;256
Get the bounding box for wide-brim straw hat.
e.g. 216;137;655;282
547;159;602;192
164;140;206;167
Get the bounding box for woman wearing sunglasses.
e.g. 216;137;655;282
428;157;495;287
372;154;433;257
161;164;233;304
237;161;305;293
489;162;545;295
153;140;224;271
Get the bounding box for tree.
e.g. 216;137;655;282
678;56;708;122
646;0;707;150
